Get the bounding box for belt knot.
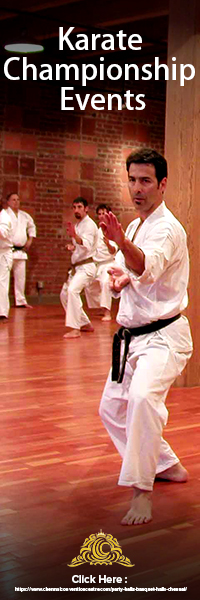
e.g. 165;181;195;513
111;314;181;384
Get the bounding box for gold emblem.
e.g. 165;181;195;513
68;530;134;567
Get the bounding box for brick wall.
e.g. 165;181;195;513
0;78;165;296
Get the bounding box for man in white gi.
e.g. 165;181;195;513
0;206;14;320
84;204;117;321
60;197;98;339
99;148;193;526
6;193;36;308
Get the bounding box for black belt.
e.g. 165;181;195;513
12;245;24;251
112;314;181;384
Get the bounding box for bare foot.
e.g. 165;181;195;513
102;311;111;322
80;324;94;332
156;462;188;482
63;329;81;339
121;488;152;526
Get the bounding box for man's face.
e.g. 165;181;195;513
128;163;167;220
73;202;88;220
7;194;20;213
96;208;108;223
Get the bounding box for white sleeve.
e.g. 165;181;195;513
0;212;12;240
81;223;98;251
26;214;36;238
132;226;179;284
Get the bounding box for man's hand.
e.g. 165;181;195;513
23;239;32;251
66;221;75;238
108;266;130;292
66;222;82;245
100;212;125;248
103;235;110;247
66;243;75;252
101;213;145;275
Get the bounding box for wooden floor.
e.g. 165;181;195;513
0;303;200;599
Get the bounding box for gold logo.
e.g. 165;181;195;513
68;530;134;567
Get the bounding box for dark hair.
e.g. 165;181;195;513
96;203;111;214
73;197;88;208
6;192;19;202
126;148;168;184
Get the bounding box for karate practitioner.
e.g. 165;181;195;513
60;197;98;339
0;206;13;320
99;148;193;525
85;204;117;321
6;193;36;308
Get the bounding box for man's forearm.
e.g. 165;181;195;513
25;236;33;249
118;237;145;275
73;232;83;245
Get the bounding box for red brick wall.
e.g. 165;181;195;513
0;79;165;296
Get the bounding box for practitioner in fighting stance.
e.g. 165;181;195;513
99;148;193;525
60;197;98;338
85;204;117;321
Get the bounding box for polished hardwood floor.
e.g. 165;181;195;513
0;303;200;599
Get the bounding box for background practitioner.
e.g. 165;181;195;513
6;193;36;308
0;204;13;320
85;204;117;321
60;197;98;339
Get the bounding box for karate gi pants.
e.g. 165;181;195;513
84;262;113;311
99;321;192;491
0;253;13;318
60;262;96;329
12;259;27;306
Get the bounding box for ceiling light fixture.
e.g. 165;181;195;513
4;41;44;54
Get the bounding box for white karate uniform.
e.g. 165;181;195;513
60;215;98;329
85;228;117;310
6;207;36;306
99;202;193;491
0;209;13;317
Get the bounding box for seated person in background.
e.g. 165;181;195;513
85;204;118;321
